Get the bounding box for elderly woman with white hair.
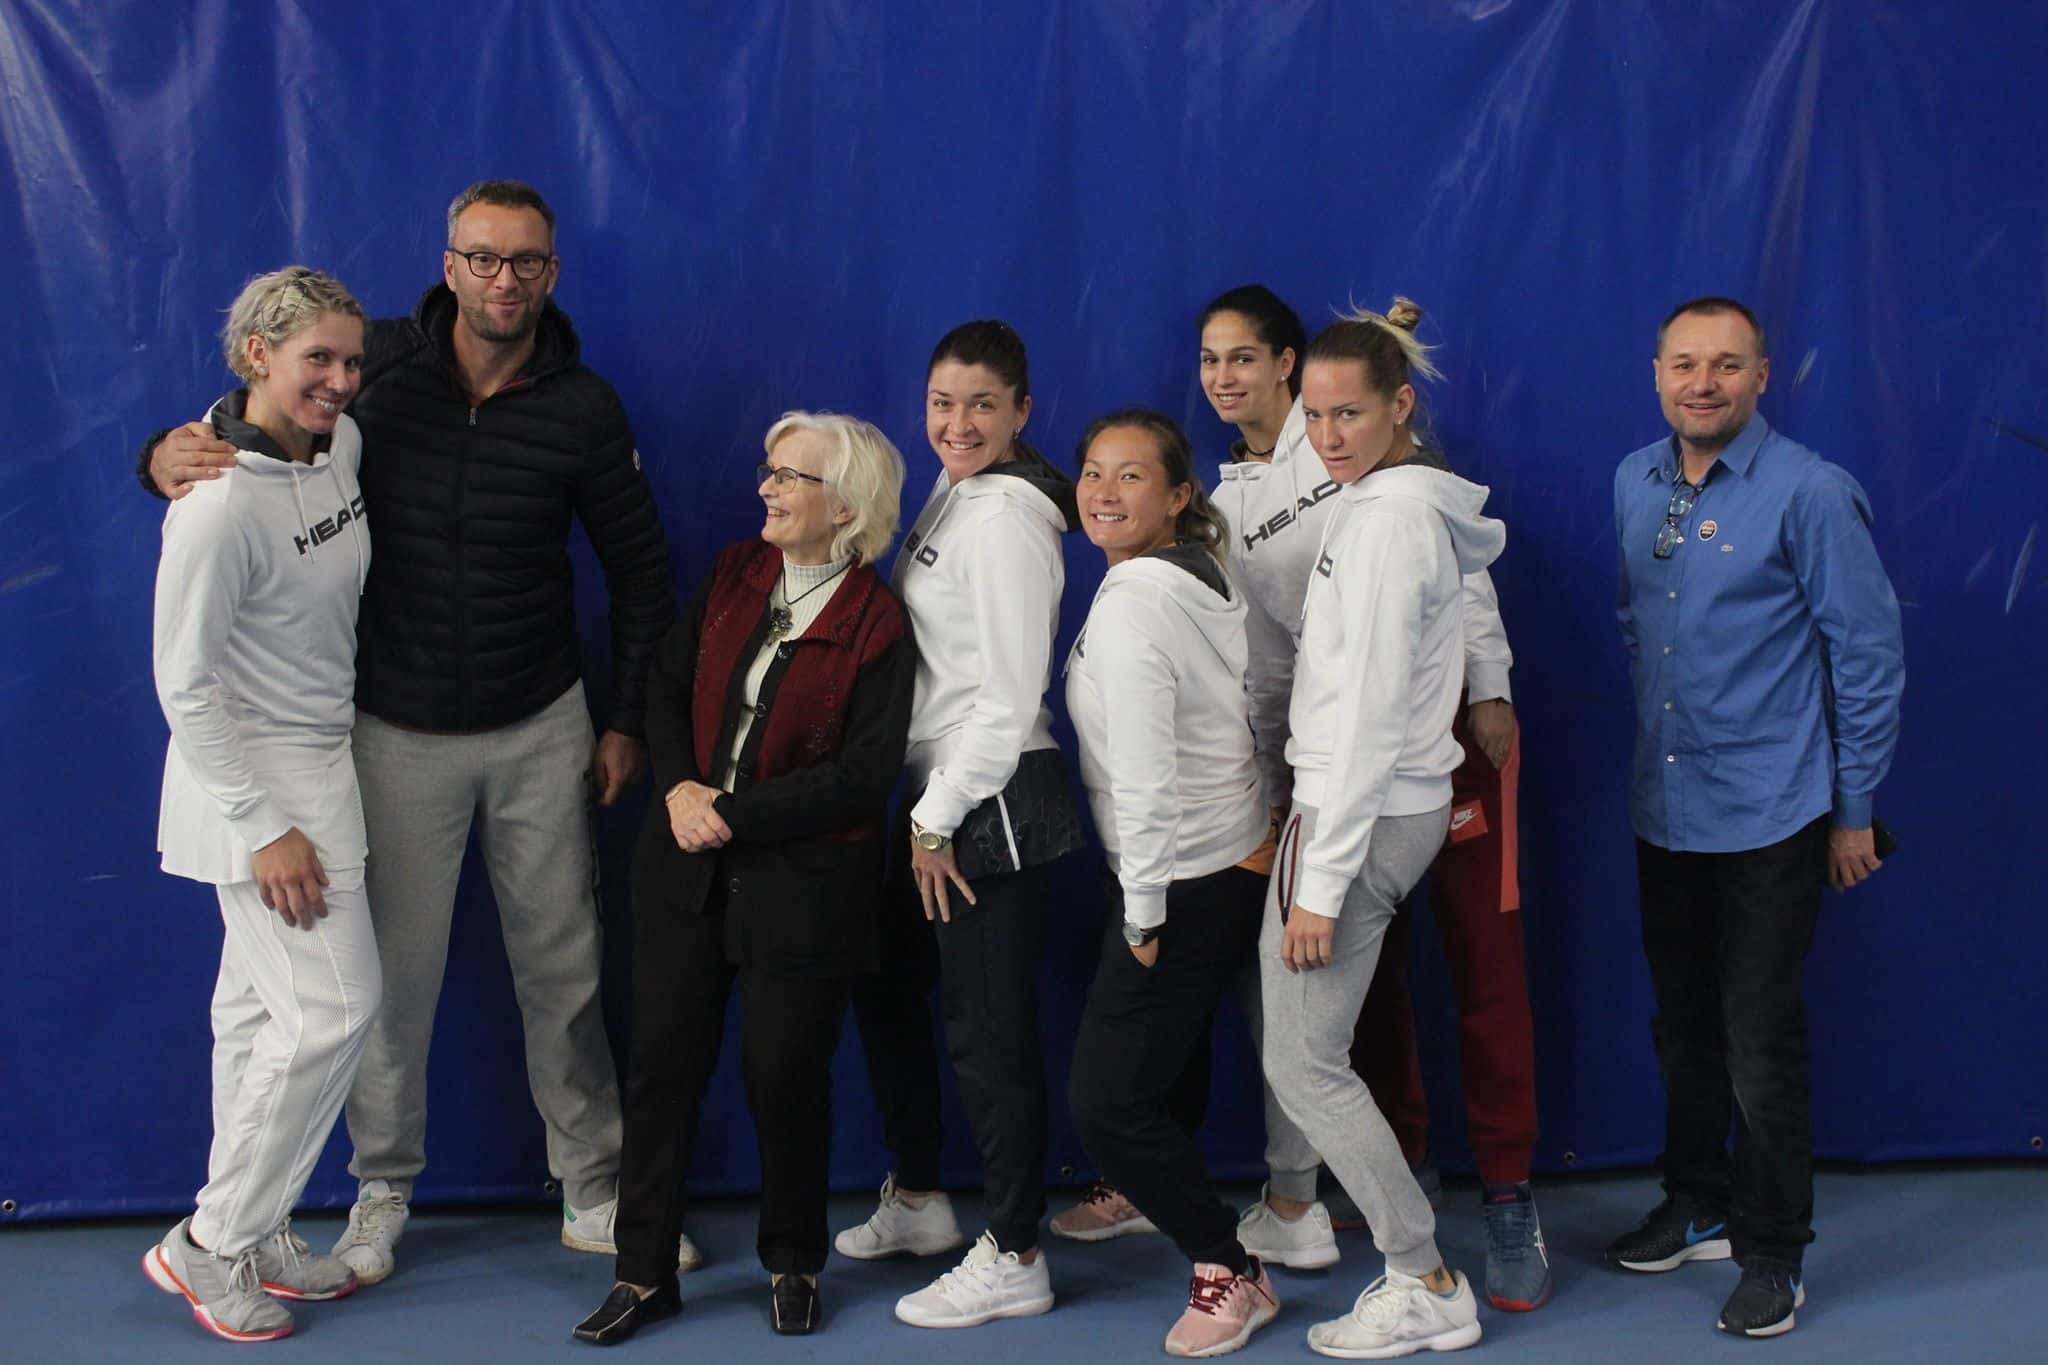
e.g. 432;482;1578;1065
575;412;916;1345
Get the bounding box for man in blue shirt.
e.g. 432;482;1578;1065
1603;297;1904;1340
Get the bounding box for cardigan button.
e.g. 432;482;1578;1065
728;876;742;893
776;643;795;660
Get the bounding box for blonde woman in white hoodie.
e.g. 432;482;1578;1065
1063;409;1284;1358
142;268;381;1344
835;321;1087;1329
1263;302;1504;1359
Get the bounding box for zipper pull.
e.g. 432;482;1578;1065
468;406;478;427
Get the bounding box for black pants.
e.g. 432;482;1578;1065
852;854;1055;1252
1636;815;1828;1267
615;888;851;1285
1070;864;1264;1273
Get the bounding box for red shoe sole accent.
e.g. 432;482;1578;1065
1488;1289;1551;1313
144;1246;296;1341
262;1277;357;1302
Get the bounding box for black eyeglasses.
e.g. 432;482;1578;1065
1653;476;1705;559
757;462;826;489
450;249;554;281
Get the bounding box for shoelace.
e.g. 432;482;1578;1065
1484;1200;1534;1262
935;1238;1005;1299
1353;1276;1415;1332
227;1251;265;1297
1077;1181;1120;1209
351;1196;405;1239
268;1223;307;1270
1185;1268;1239;1317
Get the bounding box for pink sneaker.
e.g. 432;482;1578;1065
1049;1183;1158;1242
1164;1260;1280;1358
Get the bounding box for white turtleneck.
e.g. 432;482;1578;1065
717;553;852;791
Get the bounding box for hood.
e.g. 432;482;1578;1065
1101;542;1242;657
1351;462;1505;575
208;389;335;473
961;440;1079;532
411;283;583;387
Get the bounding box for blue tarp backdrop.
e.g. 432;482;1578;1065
2;1;2042;1221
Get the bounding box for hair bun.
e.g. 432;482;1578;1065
1384;296;1424;332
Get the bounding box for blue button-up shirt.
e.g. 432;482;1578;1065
1614;415;1904;853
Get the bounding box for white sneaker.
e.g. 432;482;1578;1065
332;1180;408;1287
834;1174;967;1260
562;1192;703;1272
894;1231;1055;1328
1235;1185;1340;1270
1307;1269;1482;1359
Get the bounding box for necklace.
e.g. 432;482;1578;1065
765;562;850;640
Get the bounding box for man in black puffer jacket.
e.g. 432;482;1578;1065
141;180;683;1285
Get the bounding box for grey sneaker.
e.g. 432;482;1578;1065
143;1219;296;1343
254;1221;357;1300
1481;1183;1551;1311
333;1179;408;1286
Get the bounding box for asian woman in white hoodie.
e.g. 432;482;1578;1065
1261;303;1504;1359
143;268;380;1344
1063;409;1283;1358
835;321;1087;1329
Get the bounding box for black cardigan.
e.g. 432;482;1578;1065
632;551;917;978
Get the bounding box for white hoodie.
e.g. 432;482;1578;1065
895;456;1072;836
1213;398;1514;808
1065;546;1269;930
1286;462;1505;918
154;405;371;885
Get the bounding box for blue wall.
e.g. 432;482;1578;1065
3;1;2043;1219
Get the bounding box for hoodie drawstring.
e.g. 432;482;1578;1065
289;464;317;564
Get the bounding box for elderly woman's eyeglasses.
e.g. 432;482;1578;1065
757;462;826;489
1654;477;1705;560
450;250;554;281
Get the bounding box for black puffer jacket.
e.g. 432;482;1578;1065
139;286;675;736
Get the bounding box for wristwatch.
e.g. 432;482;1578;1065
911;820;951;852
1122;920;1162;947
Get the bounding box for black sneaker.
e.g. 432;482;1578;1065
1718;1260;1804;1337
1603;1196;1733;1272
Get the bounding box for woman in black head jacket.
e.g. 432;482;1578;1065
573;411;915;1344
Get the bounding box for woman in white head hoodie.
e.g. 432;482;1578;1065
141;269;381;1344
842;322;1086;1331
1258;304;1502;1360
1061;409;1285;1357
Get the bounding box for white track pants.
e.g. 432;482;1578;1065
190;872;380;1257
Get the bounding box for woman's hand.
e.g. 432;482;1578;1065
1467;699;1515;770
911;837;977;923
1129;939;1160;968
152;421;238;499
252;827;329;929
665;781;732;853
1280;904;1336;973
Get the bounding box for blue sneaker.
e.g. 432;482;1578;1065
1604;1196;1732;1273
1718;1259;1804;1337
1481;1182;1551;1311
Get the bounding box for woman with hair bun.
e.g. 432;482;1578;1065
1259;301;1503;1359
142;267;378;1343
835;320;1086;1330
1063;409;1283;1357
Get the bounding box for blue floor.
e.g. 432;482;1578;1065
6;1166;2043;1362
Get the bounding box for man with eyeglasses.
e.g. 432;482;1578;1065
1604;296;1903;1340
139;179;682;1285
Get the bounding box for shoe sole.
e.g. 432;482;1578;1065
261;1274;357;1302
1611;1238;1732;1273
1486;1286;1550;1312
834;1232;968;1261
1049;1216;1158;1243
1719;1284;1805;1338
1307;1320;1482;1359
143;1247;295;1343
894;1293;1055;1329
1241;1242;1340;1271
1167;1299;1280;1357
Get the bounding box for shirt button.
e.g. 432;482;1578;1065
1662;646;1672;655
728;876;742;893
1666;754;1676;763
1667;590;1677;599
1664;702;1674;710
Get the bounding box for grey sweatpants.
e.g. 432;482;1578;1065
343;682;622;1208
1260;800;1450;1277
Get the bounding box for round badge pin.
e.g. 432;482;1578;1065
1697;519;1718;542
